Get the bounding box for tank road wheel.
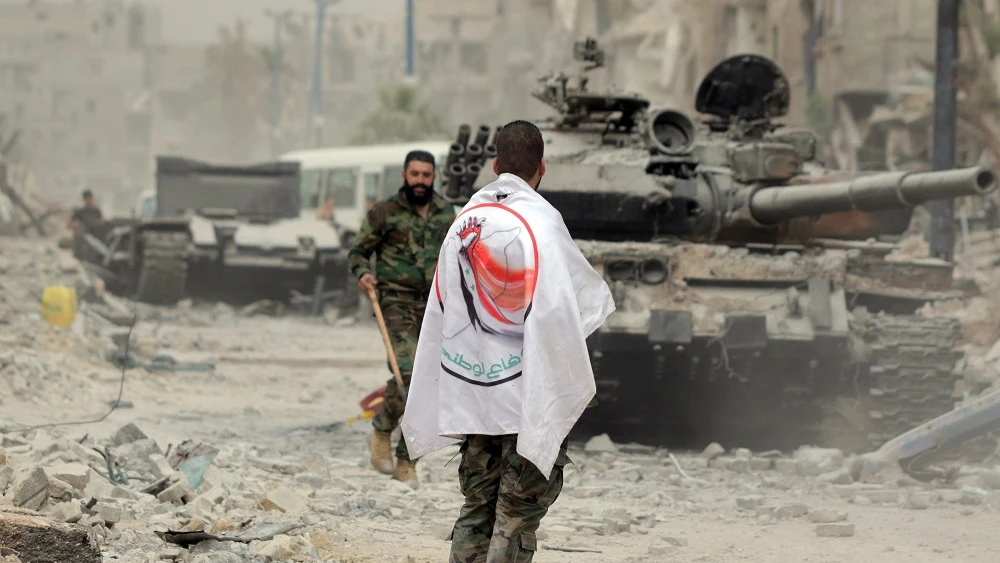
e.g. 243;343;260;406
135;231;189;305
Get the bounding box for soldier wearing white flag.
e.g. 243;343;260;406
402;120;615;562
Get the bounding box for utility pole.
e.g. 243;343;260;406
265;9;293;157
309;0;339;148
929;0;960;261
406;0;415;77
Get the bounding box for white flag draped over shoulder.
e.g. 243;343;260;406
401;173;615;477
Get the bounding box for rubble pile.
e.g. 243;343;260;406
1;417;998;562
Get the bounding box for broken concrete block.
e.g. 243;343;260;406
808;509;847;524
773;503;809;519
584;434;618;454
904;492;933;510
48;463;90;491
69;443;106;466
733;448;753;459
248;456;307;475
94;502;122;524
45;476;74;503
0;507;101;563
816;523;855;537
82;473;115;501
818;468;853;485
773;459;798;474
261;486;308;513
147;454;175;480
960;486;988;505
252;534;320;560
0;465;14;494
111;423;149;446
749;457;773;471
4;467;49;510
735;495;765;511
701;442;725;460
157;480;194;504
794;447;845;476
48;501;83;523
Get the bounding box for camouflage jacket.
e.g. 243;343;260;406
348;190;456;297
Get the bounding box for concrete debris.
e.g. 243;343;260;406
156;480;195;504
146;453;175;480
48;501;84;523
4;466;49;510
701;442;725;460
48;463;90;490
261;486;309;513
110;423;149;446
584;433;618;454
815;523;856;538
252;534;320;561
808;509;848;524
793;447;845;477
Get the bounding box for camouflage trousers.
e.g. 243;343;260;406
371;295;425;461
450;435;569;563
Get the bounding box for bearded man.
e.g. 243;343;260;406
348;149;457;482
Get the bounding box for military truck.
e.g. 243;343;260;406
447;39;997;453
73;156;350;308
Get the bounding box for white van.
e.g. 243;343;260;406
278;140;454;233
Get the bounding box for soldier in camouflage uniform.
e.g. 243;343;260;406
348;150;456;482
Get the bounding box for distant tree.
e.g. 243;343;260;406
348;84;447;145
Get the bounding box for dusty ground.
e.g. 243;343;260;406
2;236;1000;563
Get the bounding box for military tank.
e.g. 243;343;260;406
442;39;998;453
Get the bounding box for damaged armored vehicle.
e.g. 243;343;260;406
74;156;350;308
448;39;998;453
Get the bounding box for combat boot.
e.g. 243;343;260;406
392;458;418;482
368;430;394;475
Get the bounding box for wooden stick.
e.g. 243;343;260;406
367;288;408;403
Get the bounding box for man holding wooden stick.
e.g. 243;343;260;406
348;150;456;482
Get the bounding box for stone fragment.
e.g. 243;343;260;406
157;480;195;504
773;459;798;474
48;463;90;490
904;492;933;510
701;442;725;460
808;509;847;523
260;486;308;513
160;547;183;561
960;486;988;505
48;501;83;523
252;534;320;560
648;544;678;556
749;458;773;471
45;477;74;503
733;448;753;459
939;490;964;504
94;502;122;524
773;503;809;519
0;465;13;493
816;523;855;537
584;434;618;454
146;454;174;480
854;489;898;504
111;423;149;446
4;467;49;510
735;495;765;511
818;468;853;485
794;447;844;476
82;470;114;499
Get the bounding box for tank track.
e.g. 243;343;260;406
135;231;189;305
864;314;963;449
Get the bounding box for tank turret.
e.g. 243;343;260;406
447;40;999;455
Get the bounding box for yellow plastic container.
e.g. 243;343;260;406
41;286;77;329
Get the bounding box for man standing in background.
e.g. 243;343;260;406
348;150;456;482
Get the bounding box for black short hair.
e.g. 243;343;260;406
82;189;93;199
404;150;436;170
495;120;544;181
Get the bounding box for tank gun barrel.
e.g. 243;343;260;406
749;167;996;225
